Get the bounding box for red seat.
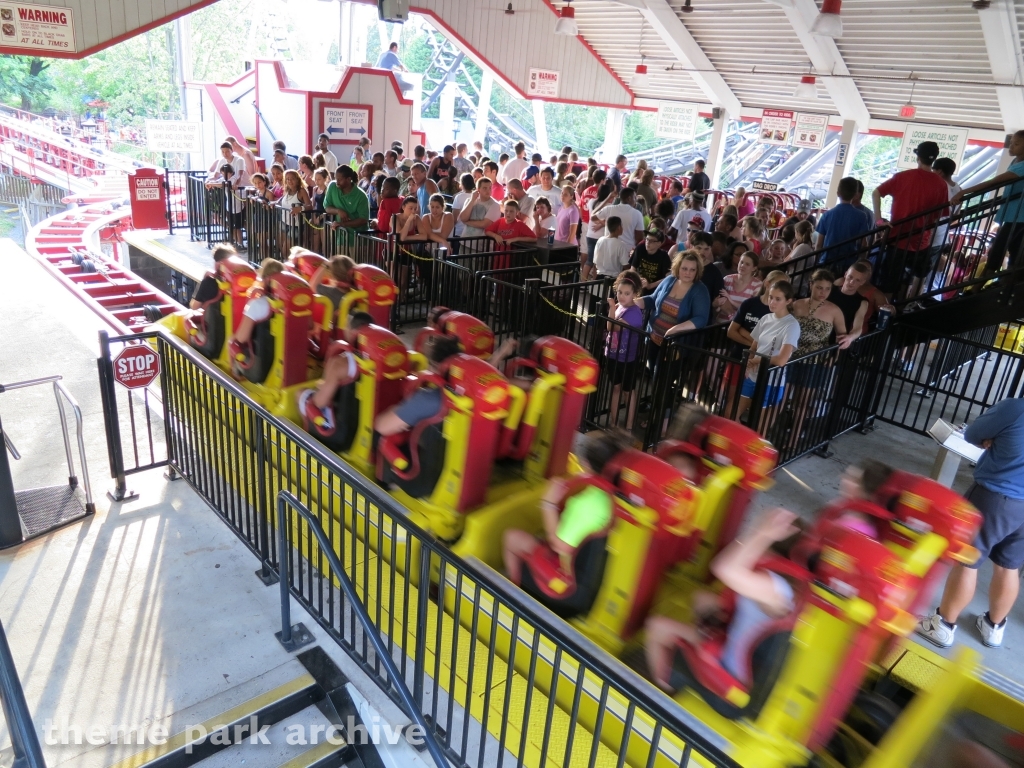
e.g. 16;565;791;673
414;310;494;360
184;281;225;360
377;370;451;498
672;555;811;720
519;475;619;618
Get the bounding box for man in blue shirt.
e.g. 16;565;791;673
917;397;1024;649
375;42;412;93
814;176;872;271
954;129;1024;277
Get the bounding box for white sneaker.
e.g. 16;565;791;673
976;614;1005;648
916;612;956;648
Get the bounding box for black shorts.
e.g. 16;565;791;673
605;358;639;391
965;482;1024;570
230;211;244;229
880;244;932;292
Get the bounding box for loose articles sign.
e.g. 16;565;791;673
655;102;700;142
897;124;969;170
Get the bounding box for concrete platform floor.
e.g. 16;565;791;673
0;240;431;767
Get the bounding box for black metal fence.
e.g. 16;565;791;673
781;183;1023;308
96;331;170;501
99;328;741;768
874;324;1024;434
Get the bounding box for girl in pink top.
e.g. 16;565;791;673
715;251;763;323
555;185;580;245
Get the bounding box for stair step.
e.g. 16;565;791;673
198;707;352;768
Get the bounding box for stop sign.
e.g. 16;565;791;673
112;346;161;389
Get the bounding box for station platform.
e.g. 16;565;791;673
0;238;440;768
4;230;1024;768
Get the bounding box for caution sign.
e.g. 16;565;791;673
113;347;161;389
145;120;202;154
0;2;75;52
897;124;969;170
655;101;700;142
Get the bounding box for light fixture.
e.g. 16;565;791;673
810;0;843;38
681;0;694;12
554;3;578;35
631;60;650;89
900;81;917;119
794;74;818;99
505;2;514;15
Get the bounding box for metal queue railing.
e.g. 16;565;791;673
0;615;46;768
98;328;741;768
780;183;1023;307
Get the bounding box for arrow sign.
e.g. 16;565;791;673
322;105;370;143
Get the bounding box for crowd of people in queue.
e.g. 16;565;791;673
202;129;1024;441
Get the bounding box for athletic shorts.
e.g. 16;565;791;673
741;377;785;407
605;358;639;391
964;482;1024;570
242;296;272;323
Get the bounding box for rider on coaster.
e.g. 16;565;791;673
661;402;710;482
308;252;355;315
502;429;633;585
644;507;801;693
189;244;236;309
299;311;374;435
374;334;462;438
229;258;285;358
642;459;894;693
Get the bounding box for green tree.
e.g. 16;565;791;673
0;56;53;111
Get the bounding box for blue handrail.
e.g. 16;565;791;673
275;490;449;768
0;617;46;768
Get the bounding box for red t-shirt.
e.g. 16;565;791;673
579;184;599;224
376;196;403;233
486;217;535;241
876;168;949;251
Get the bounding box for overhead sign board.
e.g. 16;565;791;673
145;120;202;154
835;142;849;167
321;104;372;144
655;101;700;142
528;68;560;99
793;113;828;150
897;123;970;170
759;109;794;145
0;2;75;52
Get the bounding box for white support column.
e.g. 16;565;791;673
440;79;457;146
533;99;550;159
339;1;353;66
826;120;858;207
634;0;742;116
782;0;871;127
601;108;625;163
474;71;493;146
978;1;1024;132
705;111;728;188
997;145;1014;175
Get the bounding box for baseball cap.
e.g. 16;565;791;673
688;214;706;230
797;199;811;213
915;141;940;164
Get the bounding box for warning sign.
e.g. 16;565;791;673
145;120;202;154
655;101;700;142
896;124;969;170
528;68;560;99
793;113;829;150
0;2;75;52
113;347;161;389
759;110;794;146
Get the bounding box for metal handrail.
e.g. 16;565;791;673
275;490;449;768
0;616;46;768
0;375;94;512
